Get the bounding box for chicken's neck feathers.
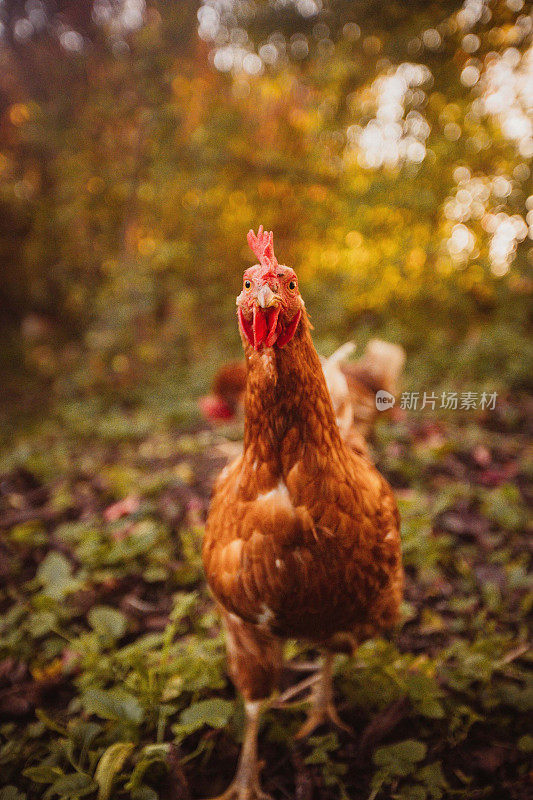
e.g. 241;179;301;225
242;316;341;468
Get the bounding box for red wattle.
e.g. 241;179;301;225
252;305;281;349
239;306;300;350
238;308;254;347
253;305;267;349
276;309;301;348
265;306;280;347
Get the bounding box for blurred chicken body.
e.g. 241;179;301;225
335;338;406;439
199;361;247;421
202;228;403;800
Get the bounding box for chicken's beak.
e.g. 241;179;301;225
256;284;281;309
250;284;282;349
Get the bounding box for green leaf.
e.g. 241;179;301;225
373;739;428;781
10;521;46;546
418;698;445;719
125;745;169;791
0;788;27;800
416;762;449;799
397;785;427;800
131;788;159;800
88;606;127;640
170;592;198;622
26;610;57;637
304;733;340;765
67;720;103;751
23;765;61;784
36;552;72;584
374;739;427;767
95;742;134;800
177;698;234;734
36;552;78;600
48;773;97;798
81;689;143;724
518;734;533;752
35;709;68;736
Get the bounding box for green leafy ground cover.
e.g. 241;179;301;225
0;394;531;800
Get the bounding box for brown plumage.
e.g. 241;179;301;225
200;338;405;450
202;228;403;800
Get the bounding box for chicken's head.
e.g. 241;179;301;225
237;226;302;351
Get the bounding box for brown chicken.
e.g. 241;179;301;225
199;361;248;422
202;228;403;800
200;337;405;450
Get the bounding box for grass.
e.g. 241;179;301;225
0;390;531;800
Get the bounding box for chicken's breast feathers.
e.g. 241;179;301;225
203;444;401;643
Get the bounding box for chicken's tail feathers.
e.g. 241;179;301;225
340;339;406;395
326;341;356;366
362;339;406;394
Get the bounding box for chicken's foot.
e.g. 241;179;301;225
295;652;352;739
274;673;320;708
205;701;273;800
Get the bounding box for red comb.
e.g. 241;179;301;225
247;225;278;268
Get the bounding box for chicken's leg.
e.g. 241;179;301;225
208;609;281;799
295;652;352;738
209;700;272;800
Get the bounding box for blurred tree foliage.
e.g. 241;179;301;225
0;0;531;407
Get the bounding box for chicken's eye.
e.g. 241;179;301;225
244;280;252;290
288;280;296;291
